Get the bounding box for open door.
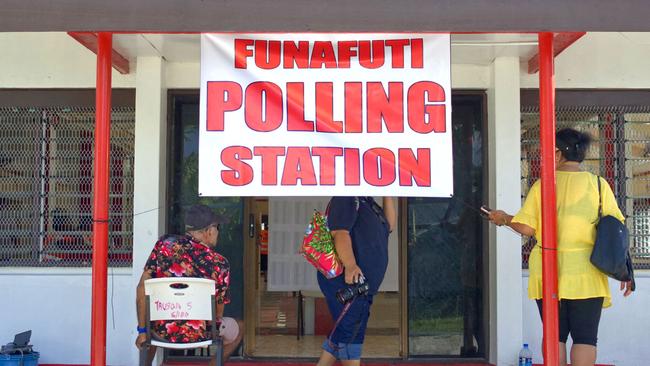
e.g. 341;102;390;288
244;196;401;358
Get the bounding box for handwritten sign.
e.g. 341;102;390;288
145;278;214;321
153;300;192;319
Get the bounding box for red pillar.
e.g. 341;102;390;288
90;32;112;366
538;32;559;366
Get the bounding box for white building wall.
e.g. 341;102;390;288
166;62;198;89
130;55;168;366
521;32;650;88
0;32;135;88
452;64;491;90
0;268;134;365
487;56;523;366
0;32;138;366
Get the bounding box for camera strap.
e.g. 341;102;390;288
327;298;354;345
326;297;360;351
326;296;367;353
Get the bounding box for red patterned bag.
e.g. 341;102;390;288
300;209;342;279
300;199;359;279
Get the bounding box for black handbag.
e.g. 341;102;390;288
591;176;635;291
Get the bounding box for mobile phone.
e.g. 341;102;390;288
479;206;492;216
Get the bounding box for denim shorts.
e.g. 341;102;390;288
318;274;373;360
322;339;363;360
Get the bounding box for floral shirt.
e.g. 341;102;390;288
144;234;230;343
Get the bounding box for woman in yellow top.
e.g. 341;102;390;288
488;128;634;366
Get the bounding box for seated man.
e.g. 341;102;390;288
135;204;244;365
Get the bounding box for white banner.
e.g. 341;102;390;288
199;33;452;197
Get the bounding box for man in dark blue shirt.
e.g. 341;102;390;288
317;197;396;365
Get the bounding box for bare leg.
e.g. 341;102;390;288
341;360;361;366
570;344;597;366
316;349;337;366
142;346;156;366
209;319;245;366
223;320;245;361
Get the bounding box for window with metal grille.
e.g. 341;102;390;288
0;107;135;267
520;106;650;270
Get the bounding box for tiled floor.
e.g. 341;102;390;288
252;278;400;357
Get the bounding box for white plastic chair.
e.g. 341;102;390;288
140;277;223;366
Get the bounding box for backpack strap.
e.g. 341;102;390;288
361;197;388;228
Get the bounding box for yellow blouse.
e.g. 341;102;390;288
512;171;624;308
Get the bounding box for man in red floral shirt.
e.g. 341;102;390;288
135;204;243;364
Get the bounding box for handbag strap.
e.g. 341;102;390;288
596;175;602;221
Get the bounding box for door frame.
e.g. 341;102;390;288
241;196;405;359
243;198;256;355
399;90;490;361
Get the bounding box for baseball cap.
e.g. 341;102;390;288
184;204;229;231
219;317;239;344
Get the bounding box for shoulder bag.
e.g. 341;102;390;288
591;176;636;290
300;198;359;279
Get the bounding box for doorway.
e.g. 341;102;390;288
167;90;488;360
243;197;401;358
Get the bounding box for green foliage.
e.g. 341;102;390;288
309;212;335;254
409;316;463;335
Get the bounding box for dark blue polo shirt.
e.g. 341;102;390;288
323;196;390;294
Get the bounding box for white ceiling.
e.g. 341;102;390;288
451;33;538;65
110;33;542;66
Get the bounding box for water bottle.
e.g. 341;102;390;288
518;343;532;366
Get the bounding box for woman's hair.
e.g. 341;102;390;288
556;128;592;162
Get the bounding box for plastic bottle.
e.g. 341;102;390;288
518;343;533;366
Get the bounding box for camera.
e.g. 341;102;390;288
336;276;369;304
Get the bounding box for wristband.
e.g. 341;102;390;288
137;326;147;334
